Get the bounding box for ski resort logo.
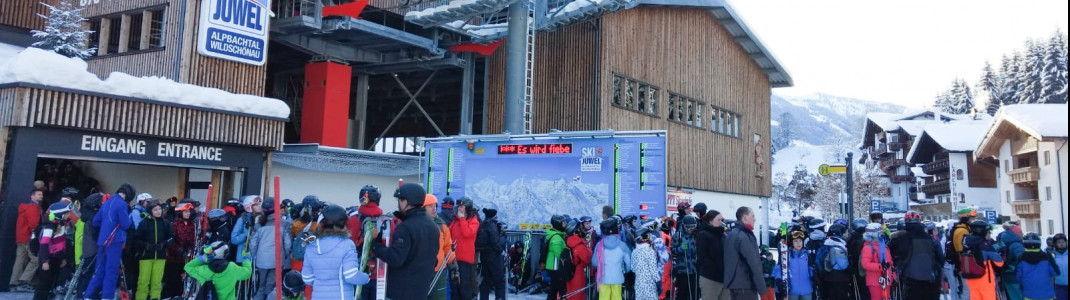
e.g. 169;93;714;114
580;147;602;172
197;0;271;65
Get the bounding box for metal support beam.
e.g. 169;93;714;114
326;19;445;55
370;70;443;150
460;53;475;135
503;2;528;134
352;57;464;75
352;75;369;149
393;73;446;137
274;34;383;62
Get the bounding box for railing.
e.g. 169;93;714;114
922;180;950;196
1012;200;1041;218
874;143;890;157
1010;167;1040;185
889;175;915;183
881;159;909;172
272;0;323;33
373;136;424;155
923;158;950;175
888;141;909;151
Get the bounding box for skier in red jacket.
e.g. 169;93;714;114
450;198;480;299
10;188;44;291
565;219;593;300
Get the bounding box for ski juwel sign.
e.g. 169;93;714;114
198;0;271;65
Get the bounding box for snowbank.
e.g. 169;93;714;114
0;47;290;119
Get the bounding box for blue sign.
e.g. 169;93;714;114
422;134;667;230
985;210;997;224
871;200;881;212
197;0;271;65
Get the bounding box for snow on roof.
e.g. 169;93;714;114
1000;104;1069;138
866;112;900;131
0;47;290;119
923;121;992;152
0;42;25;65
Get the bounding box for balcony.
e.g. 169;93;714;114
881;159;909;172
923;159;950;175
1010;167;1040;186
1012;200;1041;218
888;141;909;151
873;144;890;157
889;175;916;183
922;180;950;196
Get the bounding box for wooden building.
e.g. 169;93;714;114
905;119;998;221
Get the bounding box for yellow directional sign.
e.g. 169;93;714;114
819;164;848;176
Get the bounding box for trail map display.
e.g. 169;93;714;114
422;134;667;230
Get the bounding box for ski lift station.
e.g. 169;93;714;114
0;0;793;281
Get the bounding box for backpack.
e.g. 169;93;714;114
998;239;1022;274
861;241;888;278
194;280;220;300
823;245;850;272
959;241;987;279
944;236;959;266
291;222;312;260
556;245;576;281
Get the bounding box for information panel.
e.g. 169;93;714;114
422;134;667;230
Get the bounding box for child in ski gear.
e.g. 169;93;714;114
477;207;507;300
301;204;371;300
564;218;593;300
84;183;135;300
896;211;944;300
134;201;173;300
1018;233;1059;300
760;247;777;300
818;224;854;300
672;215;700;300
697;211;729;300
862;223;894;300
631;225;660;300
593;217;631;300
543;214;569;300
231;195;262;258
34;202;72;300
164;202;196;298
781;230;814;300
962;219;1004;300
11;189;44;291
1050;233;1067;300
997;223;1026;300
451;197;481;300
184;241;254;300
370;183;441;299
251;197;293;300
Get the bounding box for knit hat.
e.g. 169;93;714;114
261;197;276;214
957;208;976;218
482;208;498;219
424;194;438;207
865;223;883;233
441;197;455;209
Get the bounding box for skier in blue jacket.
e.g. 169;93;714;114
302;204;370;300
83;183;136;300
1017;233;1059;300
592;218;631;300
773;230;813;300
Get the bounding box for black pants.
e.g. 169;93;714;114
34;258;61;300
479;254;506;300
823;280;853;300
161;261;184;298
904;278;941;300
75;257;99;299
854;274;869;300
674;273;698;300
122;252;139;297
458;262;477;300
547;270;567;300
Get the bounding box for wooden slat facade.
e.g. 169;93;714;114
181;0;266;95
487;6;773;197
0;0;56;31
0;85;284;149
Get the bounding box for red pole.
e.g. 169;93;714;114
203;184;213;239
274;176;283;300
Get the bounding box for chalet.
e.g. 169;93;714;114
906;120;998;221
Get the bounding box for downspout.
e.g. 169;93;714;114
590;19;601;130
172;0;189;81
1057;140;1067;231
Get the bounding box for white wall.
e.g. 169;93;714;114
949;152;999;214
78;161;185;200
269;163;419;213
1037;140;1068;236
998;140;1014;221
686;189;766;244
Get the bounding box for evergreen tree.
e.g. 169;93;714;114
1000;54;1021;106
1018;40;1046;104
979;61;1002;115
775;112;795;151
30;0;95;58
934;91;951;113
1040;31;1068;103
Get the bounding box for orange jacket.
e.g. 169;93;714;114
16;203;41;243
435;220;453;271
450;216;479;264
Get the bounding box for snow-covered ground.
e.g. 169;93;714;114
0;47;291;119
772;142;859;177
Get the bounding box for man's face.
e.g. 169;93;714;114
743;212;756;226
1057;239;1067;250
425;204;437;217
30;191;43;202
712;215;725;227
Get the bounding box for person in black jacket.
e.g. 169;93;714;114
477;208;506;300
371;183;440;300
847;219;869;300
897;212;944;300
134;201;173;300
697;210;729;300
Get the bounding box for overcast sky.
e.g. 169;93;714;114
728;0;1069;108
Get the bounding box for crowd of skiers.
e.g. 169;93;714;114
8;181;1069;300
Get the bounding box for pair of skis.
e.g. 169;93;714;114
354;216;382;299
779;222;789;298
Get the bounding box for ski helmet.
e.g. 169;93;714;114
204;241;229;259
241;195;262;212
827;224;847;237
226;198;241;207
359;185;381;205
851;219;869;233
207;208;228;228
319;204;348;230
457;198;475;216
896;219;906;231
60;187;79;201
969;219;990;236
640;219;658;231
693;203;708;216
81;192;104;212
566;218;580;235
677;201;691;213
956;208;977;219
48;202;72;222
281;199;294;209
904;211;922;224
283;270;306;295
623;215;638;227
636;226;653;242
551;215;568;231
808;218;826;231
580;216;593;224
261;197;276;214
924;221;936;233
1054;233;1067;243
601;218;621;235
834;219;849;227
1023;232;1042;249
681;215;698;231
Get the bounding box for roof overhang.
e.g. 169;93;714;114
975;112;1068;160
635;0;793;88
272;143;421;177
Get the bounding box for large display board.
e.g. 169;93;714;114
422;133;667;230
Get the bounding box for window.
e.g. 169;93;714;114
708;104;741;137
1044;151;1051;166
87;8;166;57
1049;220;1055;235
106;16;121;54
695;105;702;128
1018;158;1031;168
1006;190;1011;203
667;93;704;129
956;169;964;180
1036;221;1042;234
1046;186;1052;201
611;74;658;116
710;107;720;133
148;9;164;48
1005;160;1010;174
127;13;143;51
87;19;101;52
667;94;676;121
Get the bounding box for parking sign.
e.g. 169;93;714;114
985;211;997;224
871;200;881;212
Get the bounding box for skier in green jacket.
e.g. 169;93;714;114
545;214;569;300
184;241;253;300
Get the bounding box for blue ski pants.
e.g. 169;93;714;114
84;243;123;299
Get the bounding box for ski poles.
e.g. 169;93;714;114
558;283;596;300
428;249;457;296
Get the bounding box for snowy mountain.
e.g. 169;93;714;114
771;93;905;148
466;177;609;229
